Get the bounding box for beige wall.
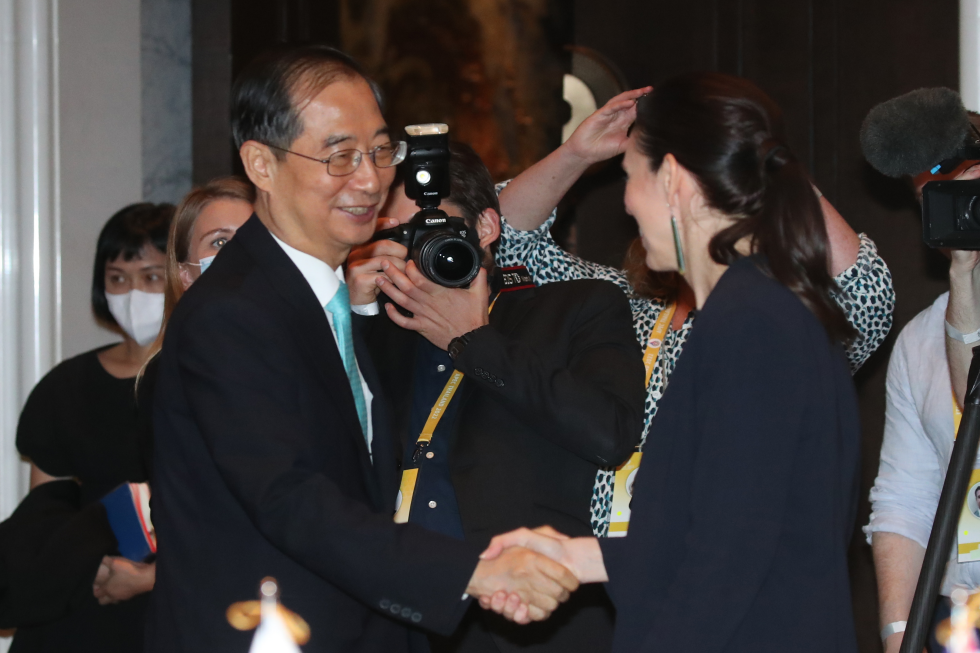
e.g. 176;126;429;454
58;0;143;359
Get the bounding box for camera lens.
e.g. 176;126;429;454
415;234;480;288
967;195;980;230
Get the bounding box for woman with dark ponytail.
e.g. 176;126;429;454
483;73;863;653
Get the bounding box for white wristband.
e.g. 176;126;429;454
880;621;906;642
946;319;980;344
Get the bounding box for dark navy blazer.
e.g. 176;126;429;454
600;256;861;653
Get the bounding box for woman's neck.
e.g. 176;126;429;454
685;253;728;310
98;337;152;379
676;205;754;309
679;217;730;309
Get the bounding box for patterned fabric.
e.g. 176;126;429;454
326;285;369;437
494;181;896;535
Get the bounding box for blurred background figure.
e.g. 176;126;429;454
163;176;255;320
2;203;173;653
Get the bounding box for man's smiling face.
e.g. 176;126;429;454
260;76;396;265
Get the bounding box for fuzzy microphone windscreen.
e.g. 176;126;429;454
860;87;971;178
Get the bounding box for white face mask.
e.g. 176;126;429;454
198;254;216;274
105;289;164;346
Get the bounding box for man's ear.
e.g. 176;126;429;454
240;141;278;193
475;208;501;249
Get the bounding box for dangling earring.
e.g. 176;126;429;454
669;204;687;275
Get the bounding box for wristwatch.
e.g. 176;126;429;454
946;319;980;344
448;326;486;361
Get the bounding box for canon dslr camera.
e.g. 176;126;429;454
373;124;482;287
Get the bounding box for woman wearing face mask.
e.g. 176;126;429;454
485;73;863;652
6;203;173;653
163;176;255;323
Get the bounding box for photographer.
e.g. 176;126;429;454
862;93;980;653
347;141;645;653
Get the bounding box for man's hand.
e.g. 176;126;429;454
466;546;578;624
564;87;652;166
478;527;608;618
346;218;408;306
92;556;156;605
377;261;490;350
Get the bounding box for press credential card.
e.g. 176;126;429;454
957;469;980;562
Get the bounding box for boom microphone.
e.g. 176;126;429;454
860;87;975;178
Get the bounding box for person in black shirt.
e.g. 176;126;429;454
6;202;173;653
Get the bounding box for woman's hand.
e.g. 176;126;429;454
92;555;156;605
478;526;608;618
564;87;652;166
499;86;652;231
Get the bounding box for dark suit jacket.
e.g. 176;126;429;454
360;276;646;653
147;216;482;653
599;256;861;653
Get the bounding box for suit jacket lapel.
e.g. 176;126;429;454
234;216;372;465
352;330;389;509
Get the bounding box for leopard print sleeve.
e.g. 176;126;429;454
495;181;634;296
832;234;895;372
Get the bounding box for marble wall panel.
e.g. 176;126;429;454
142;0;192;204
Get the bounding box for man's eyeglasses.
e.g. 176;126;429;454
267;141;408;177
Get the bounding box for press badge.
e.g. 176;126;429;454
958;468;980;562
394;468;419;524
952;394;980;562
608;452;642;537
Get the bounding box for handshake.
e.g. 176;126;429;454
463;526;608;625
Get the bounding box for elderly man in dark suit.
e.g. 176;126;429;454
346;143;645;653
146;46;577;653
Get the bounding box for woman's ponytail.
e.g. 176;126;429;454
635;72;855;343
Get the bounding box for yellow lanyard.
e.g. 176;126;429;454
609;302;678;537
955;390;964;439
642;302;677;387
394;295;498;523
415;295;499;448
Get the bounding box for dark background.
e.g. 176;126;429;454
192;2;959;651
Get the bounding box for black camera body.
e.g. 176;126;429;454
922;179;980;249
374;123;482;288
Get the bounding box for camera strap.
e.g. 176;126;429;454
393;294;501;524
608;301;677;537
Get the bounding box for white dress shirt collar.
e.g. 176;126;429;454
270;232;345;307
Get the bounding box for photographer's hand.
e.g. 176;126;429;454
377;261;489;350
346;218;408;306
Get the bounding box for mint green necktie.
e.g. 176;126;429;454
325;285;368;438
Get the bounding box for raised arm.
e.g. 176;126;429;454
820;195;861;276
825;195;894;372
498;87;650;232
